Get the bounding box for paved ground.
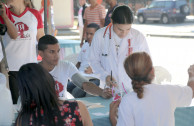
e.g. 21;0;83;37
56;16;194;39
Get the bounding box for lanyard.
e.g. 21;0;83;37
103;23;112;39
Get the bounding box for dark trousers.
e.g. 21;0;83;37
8;71;19;104
67;78;100;98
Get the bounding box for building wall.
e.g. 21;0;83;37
33;0;74;28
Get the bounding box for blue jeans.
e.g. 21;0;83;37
67;78;100;98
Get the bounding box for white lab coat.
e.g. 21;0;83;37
89;25;150;91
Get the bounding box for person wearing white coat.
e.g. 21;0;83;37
89;5;150;92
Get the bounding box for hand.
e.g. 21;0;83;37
0;3;6;18
84;66;93;74
80;41;84;47
100;88;112;99
188;64;194;77
106;75;117;88
109;100;121;126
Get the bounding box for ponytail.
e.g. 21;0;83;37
132;80;144;99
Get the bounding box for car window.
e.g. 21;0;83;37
148;1;157;8
165;1;174;8
156;1;165;8
176;1;186;8
149;1;165;8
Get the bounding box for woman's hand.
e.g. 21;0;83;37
109;100;121;126
0;3;6;19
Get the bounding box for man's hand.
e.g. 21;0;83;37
109;100;121;126
106;75;117;88
84;66;93;74
100;88;112;99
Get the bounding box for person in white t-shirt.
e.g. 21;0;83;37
0;72;13;125
4;0;45;104
67;23;100;98
38;35;112;100
109;52;194;126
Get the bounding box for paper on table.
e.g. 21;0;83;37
92;112;109;116
78;100;105;109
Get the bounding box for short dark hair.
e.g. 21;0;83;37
38;35;59;51
111;5;133;24
87;23;100;31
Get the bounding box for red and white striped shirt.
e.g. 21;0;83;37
84;4;106;27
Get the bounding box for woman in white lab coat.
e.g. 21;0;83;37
89;5;150;92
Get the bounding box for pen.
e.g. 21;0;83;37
111;70;112;81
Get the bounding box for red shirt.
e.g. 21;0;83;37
0;4;14;24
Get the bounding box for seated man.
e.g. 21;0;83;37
67;23;100;98
38;35;112;100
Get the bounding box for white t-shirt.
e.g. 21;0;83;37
0;73;13;125
49;61;78;98
77;42;90;71
3;7;43;71
117;84;193;126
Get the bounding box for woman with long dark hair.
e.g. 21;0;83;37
16;63;93;126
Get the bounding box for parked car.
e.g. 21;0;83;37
137;0;190;24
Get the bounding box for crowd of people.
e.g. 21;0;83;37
0;0;194;126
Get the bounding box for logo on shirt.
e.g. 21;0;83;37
15;22;30;38
55;80;64;97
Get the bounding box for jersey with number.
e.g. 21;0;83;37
3;7;43;71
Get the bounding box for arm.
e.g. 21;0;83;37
109;100;121;126
0;3;17;39
89;31;109;82
71;73;112;99
100;19;105;27
80;20;87;47
188;64;194;98
77;101;93;126
76;62;81;69
36;28;45;41
82;82;112;99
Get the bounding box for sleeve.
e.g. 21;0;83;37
117;97;135;126
99;5;106;19
89;30;109;82
168;85;192;107
36;11;43;29
29;9;44;29
138;32;151;56
66;61;79;79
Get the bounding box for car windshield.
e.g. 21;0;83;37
175;1;186;8
148;1;175;8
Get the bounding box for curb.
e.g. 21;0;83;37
146;33;194;38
